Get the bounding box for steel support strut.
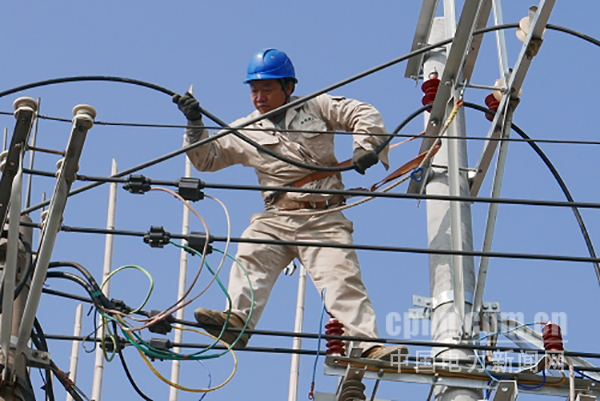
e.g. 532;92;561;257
0;98;37;231
471;0;556;196
14;104;96;360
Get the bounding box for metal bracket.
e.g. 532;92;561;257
493;380;518;401
481;301;501;313
336;364;366;401
409;295;432;320
0;338;52;370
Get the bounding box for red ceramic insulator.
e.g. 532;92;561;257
542;323;564;351
421;77;440;111
484;93;501;122
325;318;346;356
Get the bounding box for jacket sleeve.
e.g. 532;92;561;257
183;118;252;172
313;94;390;169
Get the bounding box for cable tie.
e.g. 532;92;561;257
177;177;205;201
123;174;152;194
90;290;103;299
186;232;213;255
143;226;171;248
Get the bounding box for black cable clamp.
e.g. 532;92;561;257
178;177;205;201
110;298;133;315
101;335;125;353
143;226;171;248
147;310;174;335
148;338;174;361
123;174;151;194
186;231;213;255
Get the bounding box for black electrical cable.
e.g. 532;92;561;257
39;285;600;366
464;102;600;284
10;22;600;215
547;23;600;47
10;25;509;215
112;321;154;401
16;220;600;264
48;261;114;309
32;318;55;401
42;333;600;374
39;325;600;363
5;111;600;147
45;271;99;302
20;168;600;211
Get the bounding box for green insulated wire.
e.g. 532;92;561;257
111;242;255;361
168;241;255;357
101;264;154;313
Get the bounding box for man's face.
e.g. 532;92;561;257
249;79;291;114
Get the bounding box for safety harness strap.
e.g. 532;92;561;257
290;159;352;188
369;143;441;192
289;142;440;192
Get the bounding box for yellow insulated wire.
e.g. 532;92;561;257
138;325;238;392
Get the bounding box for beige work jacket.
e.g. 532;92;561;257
184;94;390;203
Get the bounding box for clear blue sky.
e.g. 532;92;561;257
1;1;600;400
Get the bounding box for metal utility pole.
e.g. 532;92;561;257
169;157;192;401
91;159;118;401
67;304;84;401
424;16;480;401
288;263;307;401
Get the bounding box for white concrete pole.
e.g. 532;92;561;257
91;159;118;401
424;17;480;401
66;304;84;401
288;264;307;401
169;157;192;401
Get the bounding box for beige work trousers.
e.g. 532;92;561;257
227;209;381;352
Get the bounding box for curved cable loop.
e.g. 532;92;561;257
464;102;600;285
15;23;599;215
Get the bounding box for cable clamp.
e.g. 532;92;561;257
109;298;133;314
143;226;171;248
123;174;151;194
147;310;174;335
148;338;173;361
186;231;213;255
177;177;205;201
101;335;125;353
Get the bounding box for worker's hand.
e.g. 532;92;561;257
352;148;379;175
173;91;203;121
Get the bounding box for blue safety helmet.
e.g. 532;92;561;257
244;48;298;84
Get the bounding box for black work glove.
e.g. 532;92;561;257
352;148;379;175
173;91;203;121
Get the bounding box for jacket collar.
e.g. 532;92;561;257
252;98;301;129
